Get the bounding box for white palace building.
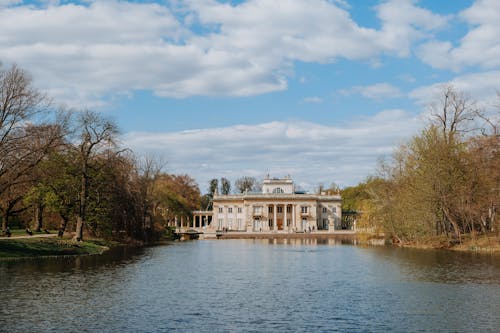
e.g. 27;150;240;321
191;176;342;233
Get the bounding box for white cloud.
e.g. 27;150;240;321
418;0;500;71
123;110;421;191
410;70;500;107
302;96;323;104
376;0;449;57
0;0;448;104
340;83;402;100
0;0;21;7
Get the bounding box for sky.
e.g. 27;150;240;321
1;0;499;192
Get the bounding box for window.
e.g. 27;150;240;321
218;219;223;229
253;206;262;215
228;207;233;213
286;206;291;213
272;187;284;193
237;207;242;213
322;207;327;213
277;206;283;213
332;207;337;213
218;207;223;213
301;206;308;214
268;206;273;213
237;218;242;228
269;219;273;227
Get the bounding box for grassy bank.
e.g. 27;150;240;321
389;234;500;253
353;232;500;253
0;237;112;259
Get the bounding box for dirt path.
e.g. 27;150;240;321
0;233;58;240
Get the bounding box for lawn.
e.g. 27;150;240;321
0;237;109;259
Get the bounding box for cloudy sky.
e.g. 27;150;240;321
1;0;499;191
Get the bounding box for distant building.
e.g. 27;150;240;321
204;176;342;233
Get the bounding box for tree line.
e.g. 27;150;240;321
342;86;499;245
0;64;201;242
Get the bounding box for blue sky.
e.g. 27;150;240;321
1;0;498;192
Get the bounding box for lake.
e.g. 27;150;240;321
1;238;499;332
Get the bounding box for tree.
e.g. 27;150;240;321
208;179;218;196
430;85;477;143
37;150;80;237
235;176;257;193
220;177;231;195
201;178;219;211
73;110;118;241
0;64;57;231
363;86;499;244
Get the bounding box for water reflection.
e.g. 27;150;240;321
258;237;357;246
1;240;499;333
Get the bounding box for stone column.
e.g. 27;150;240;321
273;204;277;231
292;205;296;231
284;204;288;232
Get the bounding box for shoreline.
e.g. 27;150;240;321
2;231;498;260
201;231;500;254
0;236;119;261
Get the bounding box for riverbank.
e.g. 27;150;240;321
400;234;500;254
0;237;116;260
211;231;500;253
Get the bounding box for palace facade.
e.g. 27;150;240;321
202;176;342;233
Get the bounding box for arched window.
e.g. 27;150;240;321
272;187;284;193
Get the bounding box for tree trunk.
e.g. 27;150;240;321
1;213;7;231
443;206;461;243
58;215;69;237
34;203;43;232
75;216;83;241
74;170;88;242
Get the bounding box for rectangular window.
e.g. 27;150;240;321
286;206;291;213
269;219;273;227
301;206;308;214
287;218;291;225
218;219;223;229
228;207;233;213
332;207;337;213
268;206;273;213
218;207;223;213
237;218;242;227
277;206;283;213
237;207;242;213
322;207;327;213
253;206;262;215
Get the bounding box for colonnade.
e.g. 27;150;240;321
190;211;212;229
256;203;310;232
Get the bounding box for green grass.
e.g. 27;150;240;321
1;229;58;237
0;237;109;259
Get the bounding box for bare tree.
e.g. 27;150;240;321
235;176;257;193
73;110;118;241
430;85;478;143
0;64;61;231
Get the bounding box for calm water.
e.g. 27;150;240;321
1;239;499;332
